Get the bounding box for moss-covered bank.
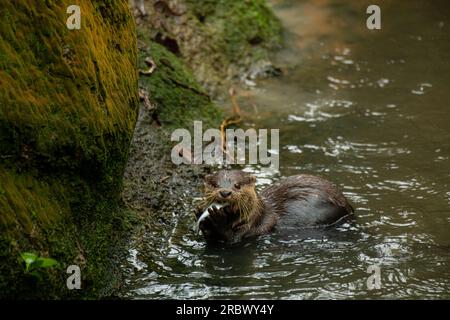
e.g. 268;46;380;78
0;1;138;298
134;0;282;93
137;29;221;129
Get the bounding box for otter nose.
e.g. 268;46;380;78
219;190;232;198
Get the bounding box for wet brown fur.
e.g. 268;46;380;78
197;170;354;243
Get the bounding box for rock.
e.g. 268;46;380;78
0;0;138;298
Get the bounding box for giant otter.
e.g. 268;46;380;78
196;170;354;243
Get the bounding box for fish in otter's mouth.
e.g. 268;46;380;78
195;202;230;234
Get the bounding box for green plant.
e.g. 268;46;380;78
20;252;58;281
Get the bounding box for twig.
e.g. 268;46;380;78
139;57;156;76
220;88;243;161
139;88;156;112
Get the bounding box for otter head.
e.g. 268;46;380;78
203;170;259;222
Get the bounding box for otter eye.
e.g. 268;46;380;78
234;183;240;189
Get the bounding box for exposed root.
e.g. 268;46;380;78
229;87;241;116
220;88;243;161
139;87;161;126
139;57;156;76
139;88;156;113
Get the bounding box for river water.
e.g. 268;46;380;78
120;0;450;299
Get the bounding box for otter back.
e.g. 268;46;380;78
260;174;354;228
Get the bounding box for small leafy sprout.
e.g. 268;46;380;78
20;252;58;281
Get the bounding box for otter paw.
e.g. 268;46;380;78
207;206;228;225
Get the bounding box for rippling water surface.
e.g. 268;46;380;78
120;0;450;299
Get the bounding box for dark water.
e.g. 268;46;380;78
120;0;450;299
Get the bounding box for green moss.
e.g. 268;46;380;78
186;0;282;63
145;0;282;87
138;30;221;130
0;0;138;298
0;166;78;298
0;167;67;232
